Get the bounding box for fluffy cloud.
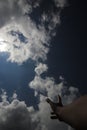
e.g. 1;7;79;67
0;18;49;64
0;0;66;64
0;0;50;64
29;75;79;104
0;91;74;130
0;0;32;28
0;89;8;102
0;99;36;130
35;63;48;75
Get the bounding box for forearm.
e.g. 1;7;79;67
58;106;78;129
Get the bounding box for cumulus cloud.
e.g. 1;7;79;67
12;92;18;100
0;99;35;130
0;90;75;130
0;0;50;64
29;75;79;104
0;0;32;28
0;90;42;130
0;90;73;130
35;63;48;75
0;0;67;64
0;18;50;64
0;89;8;102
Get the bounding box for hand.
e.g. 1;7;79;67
46;95;87;130
46;95;63;120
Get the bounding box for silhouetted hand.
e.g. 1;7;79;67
46;95;63;120
46;95;87;130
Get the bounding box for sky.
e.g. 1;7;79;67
0;0;86;130
47;0;87;95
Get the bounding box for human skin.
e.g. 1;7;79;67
46;95;87;130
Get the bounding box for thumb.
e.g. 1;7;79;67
58;95;63;106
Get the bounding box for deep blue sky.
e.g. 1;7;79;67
0;55;36;105
47;0;87;95
0;0;87;107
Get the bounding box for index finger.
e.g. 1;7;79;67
46;98;54;106
46;98;57;113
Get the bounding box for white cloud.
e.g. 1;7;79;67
0;0;51;64
12;92;18;100
0;96;75;130
35;63;48;75
0;91;69;130
0;18;50;64
0;89;8;102
0;99;36;130
0;91;41;130
0;0;32;28
29;76;79;104
41;0;67;33
0;0;65;64
41;12;61;34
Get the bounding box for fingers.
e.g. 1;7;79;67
46;96;63;121
50;116;58;119
50;111;58;119
51;112;55;115
46;98;52;103
58;95;63;106
58;95;61;103
46;98;54;106
46;97;63;114
46;95;62;105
